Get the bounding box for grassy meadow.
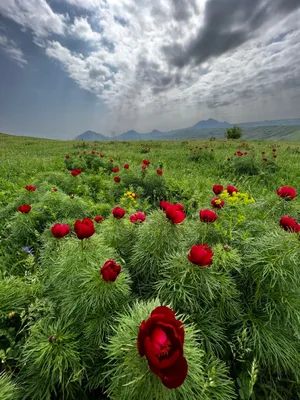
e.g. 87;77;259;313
0;132;300;399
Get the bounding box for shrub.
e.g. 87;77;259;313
226;126;243;140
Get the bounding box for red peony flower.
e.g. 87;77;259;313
110;158;114;163
227;157;231;161
213;184;223;195
263;158;268;162
74;218;95;240
112;206;125;219
114;176;121;183
112;167;120;173
94;216;103;223
200;209;218;223
273;148;277;152
226;185;238;195
280;216;300;232
141;164;147;170
51;223;70;238
165;203;186;224
71;168;82;177
100;154;105;158
262;151;266;155
130;211;146;223
52;188;58;192
100;259;121;282
142;159;150;165
25;185;36;191
124;163;130;169
137;306;188;389
157;169;163;175
187;244;213;267
277;186;296;201
18;204;31;214
244;152;248;155
273;155;277;158
92;150;96;155
65;155;70;159
211;197;225;209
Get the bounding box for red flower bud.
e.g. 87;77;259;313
187;244;213;266
51;223;70;238
200;209;218;223
277;186;296;201
101;259;121;282
112;206;125;219
25;185;36;192
18;204;31;214
94;216;103;223
74;218;95;240
211;197;225;209
212;184;223;195
226;185;238;195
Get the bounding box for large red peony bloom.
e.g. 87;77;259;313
211;197;225;209
114;176;121;183
157;169;163;175
112;167;120;173
213;184;223;195
137;306;188;389
100;259;121;282
51;223;70;238
142;159;150;165
25;185;36;192
277;186;296;201
74;218;95;239
226;185;238;195
112;206;125;219
187;244;213;267
165;203;186;224
18;204;31;214
200;209;218;223
280;216;300;232
130;211;146;223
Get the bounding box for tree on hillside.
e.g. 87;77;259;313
225;125;243;139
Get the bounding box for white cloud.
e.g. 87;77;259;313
0;33;27;66
0;0;66;37
1;0;300;132
69;17;101;41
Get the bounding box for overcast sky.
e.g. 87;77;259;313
0;0;300;139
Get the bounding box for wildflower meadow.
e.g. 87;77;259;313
0;132;300;399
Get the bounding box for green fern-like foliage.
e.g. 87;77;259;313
41;234;131;345
128;210;186;297
19;318;84;400
235;231;300;378
104;299;235;400
0;372;20;400
101;216;137;262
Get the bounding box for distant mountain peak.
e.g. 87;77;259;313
191;119;232;130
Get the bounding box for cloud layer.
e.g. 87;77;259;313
1;0;300;133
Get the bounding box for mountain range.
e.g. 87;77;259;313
75;118;300;141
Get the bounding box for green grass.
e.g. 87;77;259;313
1;132;300;399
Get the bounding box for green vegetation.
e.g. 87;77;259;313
0;132;300;399
225;126;243;139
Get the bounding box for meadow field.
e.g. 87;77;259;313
0;132;300;399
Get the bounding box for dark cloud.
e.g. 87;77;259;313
171;0;198;21
164;0;300;67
